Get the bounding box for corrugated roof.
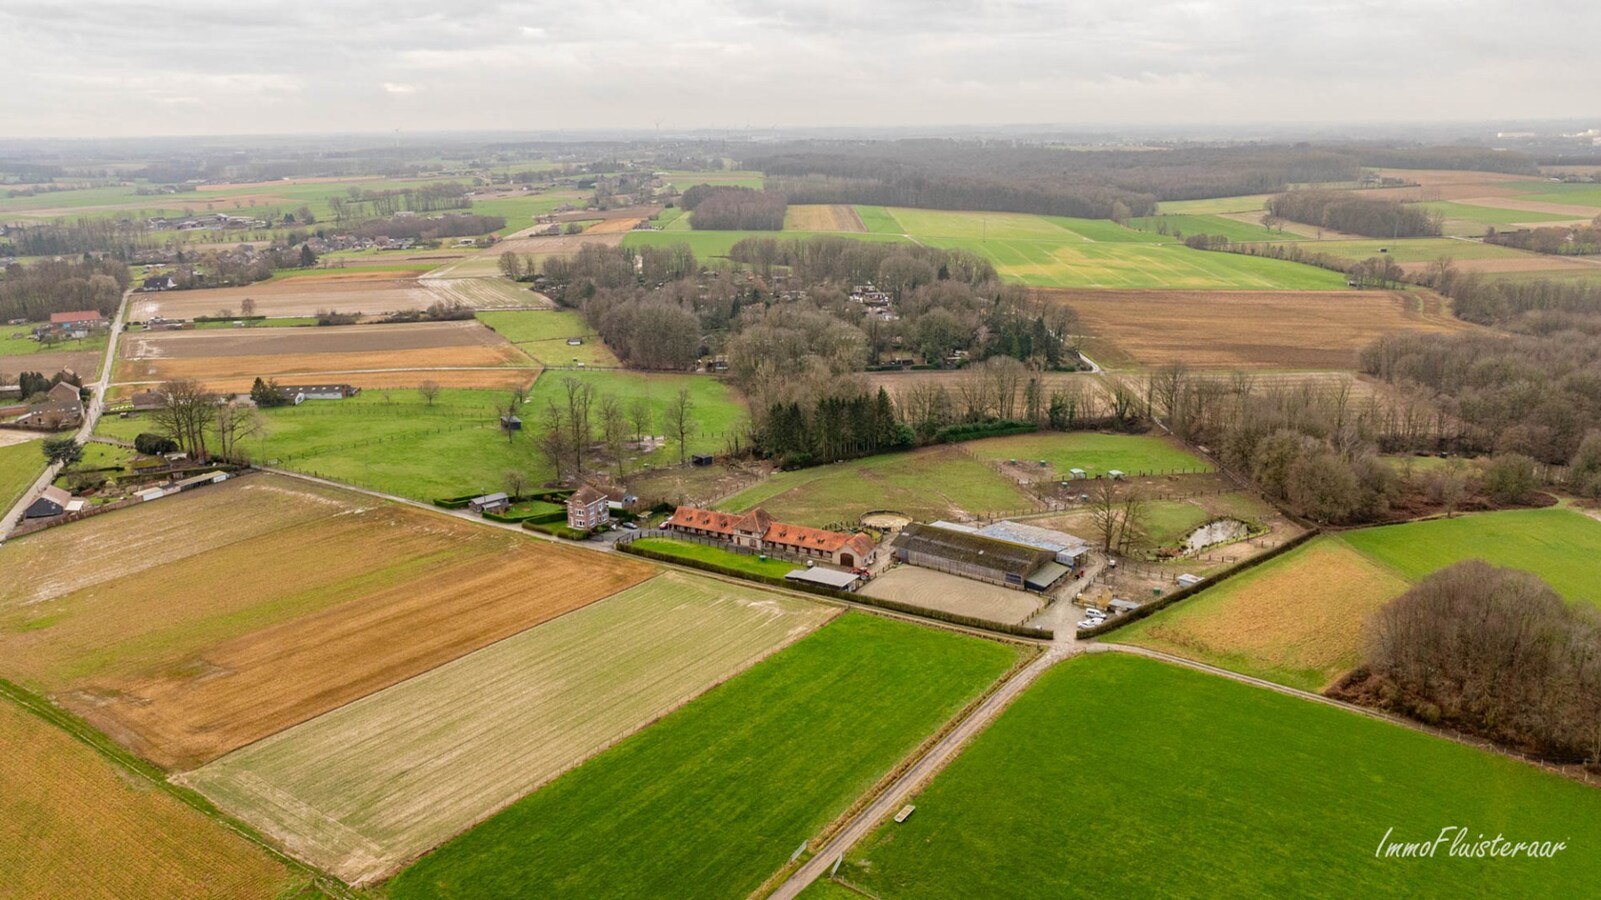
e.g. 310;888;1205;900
891;524;1052;575
976;521;1091;557
785;568;860;589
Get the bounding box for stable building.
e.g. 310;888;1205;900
277;383;359;405
664;505;878;569
891;523;1066;592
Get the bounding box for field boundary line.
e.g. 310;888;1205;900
0;679;354;899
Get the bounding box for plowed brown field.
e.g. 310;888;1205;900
1052;289;1478;370
785;204;867;232
0;699;300;899
129;276;439;320
0;473;653;770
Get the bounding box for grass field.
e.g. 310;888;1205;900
964;432;1209;476
0;474;652;768
1119;538;1412;690
1339;508;1601;605
1129;213;1304;243
621;229;909;261
834;653;1601;898
1275;237;1536;264
1;323;108;358
526;369;749;463
1414;200;1578;228
386;613;1019;899
186;572;834;883
1155;194;1277;215
0;440;44;514
662;169;765;190
475;309;619;366
627;537;800;577
0;694;302;899
98;387;544;500
719;446;1034;527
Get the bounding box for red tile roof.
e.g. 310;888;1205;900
666;505;871;555
50;310;102;324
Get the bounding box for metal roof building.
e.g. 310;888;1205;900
973;520;1091;565
891;523;1056;591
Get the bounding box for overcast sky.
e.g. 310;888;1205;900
3;1;1596;138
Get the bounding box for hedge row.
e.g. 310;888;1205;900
934;419;1037;444
523;520;590;540
483;509;566;525
618;542;1054;640
1076;528;1321;640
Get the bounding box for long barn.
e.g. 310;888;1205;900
890;523;1061;591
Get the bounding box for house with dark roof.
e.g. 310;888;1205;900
11;381;84;430
24;486;83;519
664;505;878;568
890;523;1063;591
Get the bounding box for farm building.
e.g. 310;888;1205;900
890;523;1066;592
11;382;84;430
24;486;83;519
785;567;861;591
277;384;359;405
566;483;611;531
468;492;511;514
665;506;878;568
48;310;104;333
975;520;1090;565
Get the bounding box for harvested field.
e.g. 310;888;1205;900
1444;196;1601;218
0;697;301;899
1118;538;1411;691
860;566;1041;624
185;572;835;884
1370;168;1544;201
581;217;645;234
115;320;532;385
128;275;439;321
0;473;654;769
423;273;544;310
0;348;99;379
785;204;867;232
1054;289;1477;370
1401;255;1601;276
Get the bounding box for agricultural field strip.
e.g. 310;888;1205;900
0;695;301;900
185;572;838;884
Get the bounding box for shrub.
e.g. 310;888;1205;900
1481;453;1539;505
133;432;179;456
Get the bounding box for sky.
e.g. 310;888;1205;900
2;0;1596;138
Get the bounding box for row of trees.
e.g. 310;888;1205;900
533;377;698;481
146;379;266;462
684;186;787;231
352;213;506;242
755;389;910;467
0;257;128;322
1483;218;1601;256
1184;235;1409;288
324;182;471;224
1349;561;1601;763
0;217;157;257
1266;190;1441;238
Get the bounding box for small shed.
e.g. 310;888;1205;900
1108;469;1125;480
784;568;861;591
468;492;511;513
1176;573;1204;588
1109;598;1141;614
691;453;715;467
1069;468;1087;479
500;415;523;431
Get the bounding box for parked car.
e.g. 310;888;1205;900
620;522;639;531
1076;618;1101;629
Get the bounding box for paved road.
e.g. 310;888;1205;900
1;291;131;540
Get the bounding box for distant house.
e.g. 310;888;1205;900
129;389;168;412
665;506;878;569
566;483;611;531
468;492;511;514
49;310;104;331
24;486;81;519
140;275;177;292
12;382;84;430
276;383;359;405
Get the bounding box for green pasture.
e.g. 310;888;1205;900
1155;194;1275;215
1130;213;1306;243
834;652;1601;898
719;447;1032;528
526;369;749;460
964;432;1210;476
0;324;107;359
1339;507;1601;605
627;537;797;578
1278;237;1540;264
0;441;44;513
475;311;618;367
386;613;1018;899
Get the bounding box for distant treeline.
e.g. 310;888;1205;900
1;218;158;257
1483;220;1601;256
1266;190;1441;238
682;185;787;231
353;213;506;241
745;141;1367;219
0;257;129;323
1350;145;1538;174
326;182;472;224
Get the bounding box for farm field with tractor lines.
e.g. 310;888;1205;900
0;473;652;769
385;613;1020;899
0;696;305;900
185;572;836;884
828;653;1601;898
963;431;1210;476
1058;288;1476;370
